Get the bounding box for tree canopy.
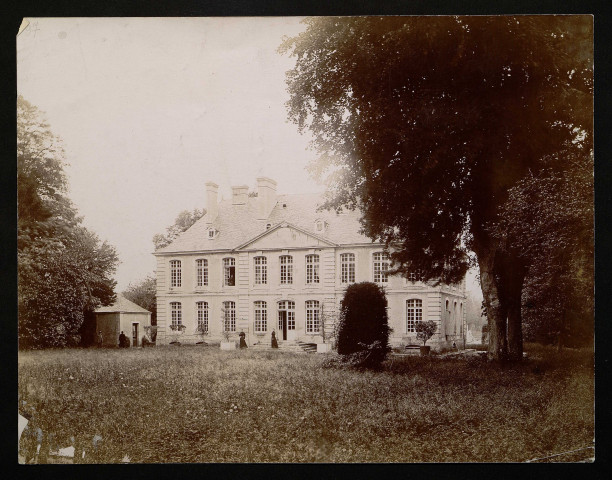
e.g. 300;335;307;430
492;149;594;347
153;208;206;250
123;274;157;326
18;96;119;348
281;16;593;360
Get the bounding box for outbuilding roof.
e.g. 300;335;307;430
95;295;151;314
155;192;376;254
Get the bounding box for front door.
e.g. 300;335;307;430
278;301;295;342
279;311;288;341
132;323;138;347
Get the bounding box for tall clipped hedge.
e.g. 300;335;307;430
337;282;391;367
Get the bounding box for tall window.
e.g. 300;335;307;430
306;300;320;334
170;302;182;327
254;256;267;285
170;260;182;288
196;301;208;333
306;254;320;284
341;253;356;283
223;301;236;332
406;299;423;333
196;259;208;287
254;301;267;333
408;269;423;282
223;258;235;286
373;252;389;283
278;301;295;331
280;255;293;284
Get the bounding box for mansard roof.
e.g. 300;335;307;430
155;192;375;254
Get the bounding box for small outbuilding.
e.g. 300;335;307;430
95;295;151;348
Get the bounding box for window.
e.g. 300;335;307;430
170;302;182;327
254;256;267;285
306;254;320;284
408;270;423;282
223;301;236;332
373;252;389;283
196;259;208;287
406;299;423;333
254;301;267;333
306;300;321;334
170;260;182;288
278;301;295;330
196;301;208;333
223;258;235;286
280;255;293;284
266;223;272;230
315;220;324;232
340;253;356;283
208;229;215;239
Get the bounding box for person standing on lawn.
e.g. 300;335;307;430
239;331;247;349
118;331;126;348
97;331;103;348
271;331;278;349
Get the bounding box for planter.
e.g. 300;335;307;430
420;346;431;356
220;341;236;351
317;343;333;354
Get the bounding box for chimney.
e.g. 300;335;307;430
231;185;249;205
256;177;277;220
205;182;219;222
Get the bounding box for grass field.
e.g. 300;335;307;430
18;344;594;463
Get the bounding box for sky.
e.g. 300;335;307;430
17;17;482;298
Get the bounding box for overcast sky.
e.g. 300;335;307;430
17;17;481;298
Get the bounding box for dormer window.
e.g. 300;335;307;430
266;223;272;230
208;228;217;239
314;219;326;233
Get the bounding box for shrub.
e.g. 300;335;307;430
415;320;437;346
337;282;391;368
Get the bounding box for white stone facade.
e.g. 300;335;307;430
155;178;466;350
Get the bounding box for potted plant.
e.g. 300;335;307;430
415;320;437;355
220;329;236;350
317;304;335;353
219;307;236;350
168;323;186;345
195;324;208;345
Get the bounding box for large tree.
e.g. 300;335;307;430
281;16;593;360
18;96;119;348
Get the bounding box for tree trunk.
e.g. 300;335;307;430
504;258;527;362
475;243;508;361
557;309;565;352
507;296;523;361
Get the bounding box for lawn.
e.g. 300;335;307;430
18;344;594;463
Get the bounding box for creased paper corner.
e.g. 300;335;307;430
17;18;30;37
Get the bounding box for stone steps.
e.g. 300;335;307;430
249;341;315;353
295;341;317;353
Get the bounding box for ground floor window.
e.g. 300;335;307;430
406;299;422;333
223;301;236;332
306;300;320;334
196;301;208;333
170;302;182;327
254;301;267;333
